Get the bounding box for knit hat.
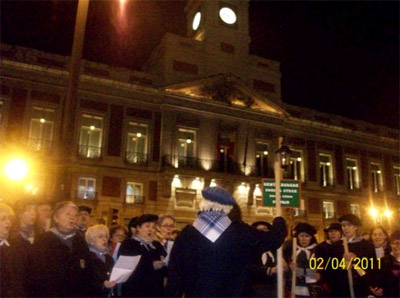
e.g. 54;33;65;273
78;205;92;214
201;186;235;206
324;223;343;233
338;214;361;226
295;222;317;237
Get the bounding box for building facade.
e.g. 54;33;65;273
1;0;399;237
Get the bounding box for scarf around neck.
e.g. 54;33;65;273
90;245;107;262
0;239;10;247
296;243;317;259
133;235;155;250
193;210;231;243
51;227;76;240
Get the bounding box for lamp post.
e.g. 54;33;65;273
274;138;292;298
56;0;89;200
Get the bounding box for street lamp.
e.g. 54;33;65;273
274;139;292;298
4;158;29;181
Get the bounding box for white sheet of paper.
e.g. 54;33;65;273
109;255;141;283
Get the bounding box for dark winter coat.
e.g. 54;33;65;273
28;231;90;297
166;216;287;297
0;242;25;297
328;238;375;297
149;241;168;297
250;249;277;297
367;253;400;297
118;238;158;297
83;252;114;297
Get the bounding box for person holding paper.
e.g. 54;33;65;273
83;224;116;297
119;214;165;297
166;186;287;297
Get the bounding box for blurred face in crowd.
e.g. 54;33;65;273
328;229;342;243
297;232;312;247
255;224;269;232
158;217;175;239
0;210;13;239
137;221;155;242
110;228;126;243
77;211;90;229
390;240;400;257
19;204;37;229
341;221;358;239
91;230;109;252
36;204;52;225
371;228;387;248
54;206;78;234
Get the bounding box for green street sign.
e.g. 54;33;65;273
262;179;300;207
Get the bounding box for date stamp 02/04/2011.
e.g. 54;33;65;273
309;257;381;271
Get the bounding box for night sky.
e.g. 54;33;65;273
1;0;399;129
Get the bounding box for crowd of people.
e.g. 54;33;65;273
0;186;399;297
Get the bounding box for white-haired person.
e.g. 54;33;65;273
0;202;25;297
29;201;90;297
84;224;116;297
166;186;287;297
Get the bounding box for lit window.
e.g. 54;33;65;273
78;177;96;200
346;158;360;190
323;201;335;219
255;143;269;177
78;115;103;158
218;134;234;173
126;122;148;164
350;203;361;218
126;182;143;204
177;128;196;168
319;154;334;186
28;107;55;151
394;167;400;196
371;163;383;193
289;149;304;181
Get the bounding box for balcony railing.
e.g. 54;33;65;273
76;189;97;200
162;155;258;176
320;177;335;187
293;209;307;217
323;211;336;219
28;138;52;151
78;145;102;159
125;152;149;165
125;194;144;204
348;180;361;190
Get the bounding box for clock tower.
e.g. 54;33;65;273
185;0;250;63
143;0;282;102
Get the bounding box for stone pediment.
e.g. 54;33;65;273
163;73;286;116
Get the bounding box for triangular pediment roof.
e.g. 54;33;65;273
162;73;287;116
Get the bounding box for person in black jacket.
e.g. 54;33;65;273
84;224;116;297
29;201;90;297
250;221;281;297
0;202;25;297
328;214;376;297
118;214;164;297
166;186;287;297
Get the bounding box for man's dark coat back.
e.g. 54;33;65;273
167;217;287;297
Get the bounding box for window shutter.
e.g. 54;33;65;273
384;154;393;191
360;150;369;189
307;140;317;181
335;145;344;185
149;181;158;201
102;176;121;197
152;113;161;162
107;105;123;157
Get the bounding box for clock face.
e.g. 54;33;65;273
192;12;201;31
219;7;237;25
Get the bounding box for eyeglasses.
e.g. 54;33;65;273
161;224;175;229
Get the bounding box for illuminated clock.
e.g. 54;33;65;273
219;7;237;25
192;12;201;31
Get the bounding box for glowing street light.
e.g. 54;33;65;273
384;210;392;218
369;207;378;218
4;158;28;181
